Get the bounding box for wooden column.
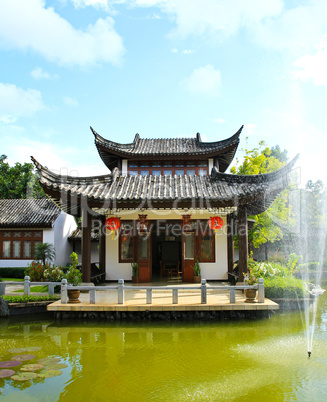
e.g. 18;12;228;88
99;216;106;276
81;207;92;283
238;206;248;282
227;214;234;274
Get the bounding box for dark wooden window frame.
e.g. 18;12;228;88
119;222;135;263
128;160;208;176
0;230;43;260
196;221;215;263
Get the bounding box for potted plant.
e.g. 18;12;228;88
244;268;258;302
192;260;201;283
131;262;139;284
64;252;82;303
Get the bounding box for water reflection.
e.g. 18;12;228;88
1;303;327;401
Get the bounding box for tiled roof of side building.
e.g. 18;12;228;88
0;198;61;228
32;155;299;216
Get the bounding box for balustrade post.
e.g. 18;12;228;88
118;279;124;305
61;279;68;304
173;288;178;304
0;283;5;296
201;279;207;304
24;276;30;296
146;289;152;304
258;278;265;303
230;287;236;303
49;284;54;296
90;289;96;304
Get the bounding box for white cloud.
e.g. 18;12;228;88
0;83;45;123
31;67;53;79
63;96;79;107
213;118;225;123
131;0;283;38
182;49;195;54
0;0;125;67
171;48;178;53
181;65;221;97
4;133;109;177
292;36;327;86
71;0;111;10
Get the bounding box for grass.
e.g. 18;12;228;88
15;285;49;293
0;278;24;282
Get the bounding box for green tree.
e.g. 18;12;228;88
0;155;45;199
33;243;56;265
231;142;293;259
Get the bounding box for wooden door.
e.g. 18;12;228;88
137;233;152;283
182;231;195;282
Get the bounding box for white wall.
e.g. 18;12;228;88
106;231;132;280
53;212;77;266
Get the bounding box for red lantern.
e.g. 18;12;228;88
137;214;148;233
208;216;223;234
105;217;121;238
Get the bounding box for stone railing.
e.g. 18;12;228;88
60;278;265;305
1;277;265;305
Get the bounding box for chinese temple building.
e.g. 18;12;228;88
32;125;297;283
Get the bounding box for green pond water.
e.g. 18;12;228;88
1;294;327;401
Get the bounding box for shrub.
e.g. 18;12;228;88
25;262;49;282
264;276;309;299
44;266;64;282
0;267;26;279
64;267;82;286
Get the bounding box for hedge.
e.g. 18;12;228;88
1;295;60;303
264;276;309;299
0;267;26;279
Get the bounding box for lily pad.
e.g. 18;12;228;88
21;364;44;372
8;347;41;353
0;361;22;368
11;372;38;381
38;357;60;364
0;369;15;378
43;363;68;370
11;354;35;362
38;369;62;378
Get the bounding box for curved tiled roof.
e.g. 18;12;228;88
0;198;61;228
91;126;243;173
32;155;298;216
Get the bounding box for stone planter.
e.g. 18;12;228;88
244;288;257;303
132;276;139;284
193;276;201;283
68;289;81;304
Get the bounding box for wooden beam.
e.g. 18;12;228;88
99;216;106;276
227;214;234;274
81;207;92;283
238;206;248;282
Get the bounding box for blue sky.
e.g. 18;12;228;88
0;0;326;186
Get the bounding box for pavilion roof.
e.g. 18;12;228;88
0;198;61;228
31;155;298;216
91;126;243;173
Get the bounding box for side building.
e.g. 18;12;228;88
0;199;77;268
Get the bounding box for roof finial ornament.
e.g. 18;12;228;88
196;132;202;143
